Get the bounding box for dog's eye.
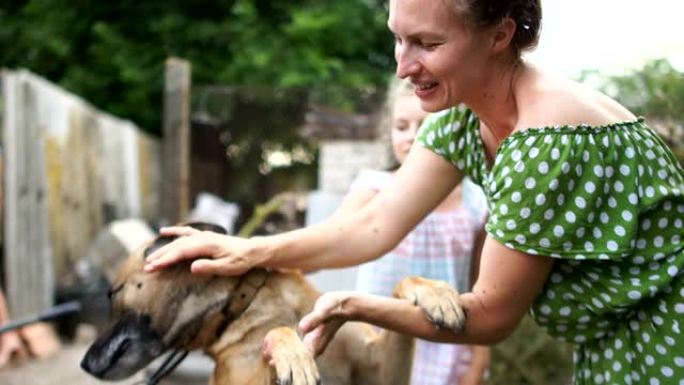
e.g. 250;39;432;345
137;282;143;289
108;283;125;300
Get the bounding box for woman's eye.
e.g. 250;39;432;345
420;41;439;50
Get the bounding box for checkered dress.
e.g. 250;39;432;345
351;170;488;385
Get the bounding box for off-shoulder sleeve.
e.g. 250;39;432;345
416;105;481;177
484;129;644;260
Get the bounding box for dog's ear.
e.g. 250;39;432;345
184;222;228;235
143;235;176;260
141;222;227;260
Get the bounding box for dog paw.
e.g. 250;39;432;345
393;276;465;332
263;327;321;385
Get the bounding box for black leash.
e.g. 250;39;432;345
0;301;81;335
135;349;189;385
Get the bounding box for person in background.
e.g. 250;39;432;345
145;0;684;383
0;289;27;369
334;78;490;385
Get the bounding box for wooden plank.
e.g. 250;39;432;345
121;122;141;217
98;116;127;222
45;135;66;278
161;58;191;225
2;71;53;317
138;131;161;221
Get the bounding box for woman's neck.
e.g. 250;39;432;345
466;60;527;143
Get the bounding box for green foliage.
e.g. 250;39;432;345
581;59;684;163
0;0;393;134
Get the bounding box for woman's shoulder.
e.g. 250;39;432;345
515;69;637;132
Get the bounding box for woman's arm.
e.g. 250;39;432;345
469;225;487;287
330;183;378;219
145;146;461;275
299;236;554;353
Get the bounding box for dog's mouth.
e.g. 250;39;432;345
81;313;167;380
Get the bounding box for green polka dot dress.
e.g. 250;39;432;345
417;105;684;385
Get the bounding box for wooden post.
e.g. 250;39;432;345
161;58;191;225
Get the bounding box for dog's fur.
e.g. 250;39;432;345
81;223;464;385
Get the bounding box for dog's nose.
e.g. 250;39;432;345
81;337;132;378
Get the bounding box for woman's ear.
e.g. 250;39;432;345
491;17;516;54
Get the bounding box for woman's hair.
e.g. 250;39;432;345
447;0;542;56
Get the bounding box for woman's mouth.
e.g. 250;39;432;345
414;81;438;98
415;82;438;91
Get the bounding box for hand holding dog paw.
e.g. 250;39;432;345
299;292;353;356
394;276;466;332
262;327;321;385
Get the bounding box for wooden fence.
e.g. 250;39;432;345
1;70;161;318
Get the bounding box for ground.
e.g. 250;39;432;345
0;342;143;385
0;324;213;385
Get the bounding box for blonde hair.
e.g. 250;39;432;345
377;77;417;169
375;77;414;138
385;77;415;121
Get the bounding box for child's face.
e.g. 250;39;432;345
391;94;428;164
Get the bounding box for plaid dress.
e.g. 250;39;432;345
352;170;488;385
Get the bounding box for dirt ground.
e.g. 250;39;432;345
0;324;213;385
0;341;144;385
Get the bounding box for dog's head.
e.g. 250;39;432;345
81;222;241;380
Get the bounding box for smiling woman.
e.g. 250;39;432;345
143;1;684;384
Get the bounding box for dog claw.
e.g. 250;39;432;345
265;327;320;385
394;277;466;333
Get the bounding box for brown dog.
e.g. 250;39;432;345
81;223;465;385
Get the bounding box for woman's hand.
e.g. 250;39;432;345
144;226;265;276
299;291;357;356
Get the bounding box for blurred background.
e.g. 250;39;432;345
0;0;682;384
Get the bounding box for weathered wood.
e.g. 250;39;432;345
1;70;162;318
138;131;161;221
2;70;54;317
98;117;127;222
161;58;192;225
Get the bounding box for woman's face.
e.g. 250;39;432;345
391;94;428;164
388;0;492;112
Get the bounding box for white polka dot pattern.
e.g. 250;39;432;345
417;106;684;383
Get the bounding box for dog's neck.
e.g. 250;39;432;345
202;270;321;385
178;269;270;351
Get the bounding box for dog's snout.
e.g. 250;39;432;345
80;313;167;380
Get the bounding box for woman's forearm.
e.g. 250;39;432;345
340;292;516;345
253;204;402;271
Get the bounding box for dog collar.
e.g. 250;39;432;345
224;268;270;319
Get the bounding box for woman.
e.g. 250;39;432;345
337;78;490;385
146;0;684;383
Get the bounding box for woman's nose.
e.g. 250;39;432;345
395;45;420;78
